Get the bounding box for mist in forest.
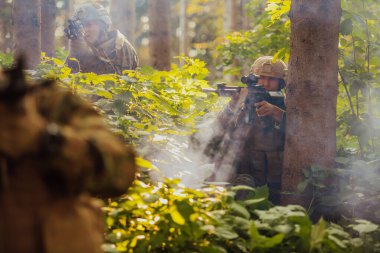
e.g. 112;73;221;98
148;112;221;188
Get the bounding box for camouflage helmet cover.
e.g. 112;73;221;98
251;56;287;80
74;3;112;26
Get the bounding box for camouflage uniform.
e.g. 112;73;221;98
67;3;138;74
68;30;138;74
210;56;287;204
0;63;136;253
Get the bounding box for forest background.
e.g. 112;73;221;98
1;0;380;252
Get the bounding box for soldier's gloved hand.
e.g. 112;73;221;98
255;101;285;123
0;94;46;158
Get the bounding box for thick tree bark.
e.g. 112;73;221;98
110;0;136;44
282;0;341;206
41;0;56;57
148;0;171;70
13;0;41;68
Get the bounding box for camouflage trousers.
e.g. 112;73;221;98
235;150;283;205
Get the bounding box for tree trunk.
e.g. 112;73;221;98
13;0;41;68
41;0;56;57
179;0;189;61
282;0;341;206
0;0;5;51
223;0;240;81
110;0;136;44
223;0;239;32
148;0;171;70
239;0;251;30
0;0;13;53
62;0;72;50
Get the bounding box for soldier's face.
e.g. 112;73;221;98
83;21;101;44
258;76;280;91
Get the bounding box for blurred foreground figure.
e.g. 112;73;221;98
65;3;138;74
0;59;136;253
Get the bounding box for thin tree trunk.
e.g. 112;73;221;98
41;0;56;57
282;0;341;206
239;0;251;30
224;0;240;81
179;0;189;61
0;0;5;51
223;0;239;32
110;0;136;44
63;0;72;50
148;0;171;70
0;0;13;53
13;0;41;68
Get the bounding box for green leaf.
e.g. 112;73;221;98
350;220;379;234
232;216;251;230
244;197;266;206
230;185;256;192
214;226;239;239
229;202;250;219
310;218;326;250
249;221;284;249
199;245;228;253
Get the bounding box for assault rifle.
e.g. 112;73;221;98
203;74;284;125
64;19;82;39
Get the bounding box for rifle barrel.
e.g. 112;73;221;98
202;87;241;97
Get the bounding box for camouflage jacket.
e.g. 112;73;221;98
0;79;136;253
68;30;138;74
206;88;286;182
217;88;286;152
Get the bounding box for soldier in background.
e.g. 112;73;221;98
66;3;138;74
0;59;136;253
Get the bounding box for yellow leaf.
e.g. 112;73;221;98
136;157;159;171
169;206;185;225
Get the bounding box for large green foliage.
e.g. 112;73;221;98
33;52;222;163
337;0;380;157
298;159;380;225
103;178;380;253
217;0;290;75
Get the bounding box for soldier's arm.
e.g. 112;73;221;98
37;84;136;197
120;39;139;71
255;101;285;124
67;37;95;72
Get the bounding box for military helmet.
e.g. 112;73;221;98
251;56;287;80
73;3;112;27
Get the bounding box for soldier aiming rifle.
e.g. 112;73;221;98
204;56;287;204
